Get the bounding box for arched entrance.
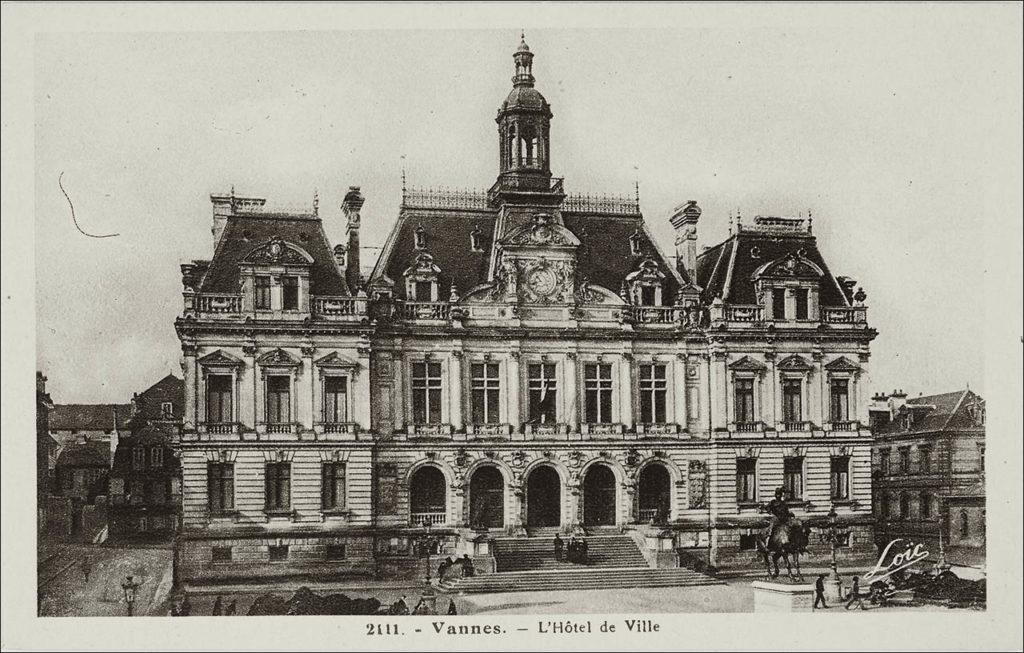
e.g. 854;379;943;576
410;466;446;526
469;466;505;529
638;463;671;524
526;466;561;527
583;464;617;526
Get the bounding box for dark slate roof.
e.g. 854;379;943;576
55;441;110;468
695;231;849;306
379;209;498;298
879;389;982;435
132;374;183;424
50;404;131;432
199;213;349;296
376;208;683;304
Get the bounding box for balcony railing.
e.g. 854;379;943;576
399;301;451;321
402;187;489;211
197;293;242;314
410;512;446;527
313;296;367;317
822;307;868;324
723;305;763;322
407;423;453;437
629;306;682;325
782;421;813;432
264;423;296;434
321;422;359;434
638;508;660;523
524;422;569;436
563;192;641;216
830;420;859;432
466;423;512;437
203;422;240;435
734;421;764;433
636;423;680;436
582;422;625;436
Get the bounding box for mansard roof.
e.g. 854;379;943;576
198;212;349;296
878;389;984;435
372;202;686;304
695;226;848;307
49;404;131;432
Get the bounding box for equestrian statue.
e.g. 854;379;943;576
756;487;812;581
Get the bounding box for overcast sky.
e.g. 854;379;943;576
34;17;1020;403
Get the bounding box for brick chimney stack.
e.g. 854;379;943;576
669;200;702;279
341;186;365;294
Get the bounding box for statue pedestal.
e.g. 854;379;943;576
824;571;844;603
751;581;815;613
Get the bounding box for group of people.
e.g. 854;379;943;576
553;533;589;565
388;596;458;615
436;554;476;580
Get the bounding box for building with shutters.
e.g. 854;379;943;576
173;35;879;584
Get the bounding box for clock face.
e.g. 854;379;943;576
527;267;558;297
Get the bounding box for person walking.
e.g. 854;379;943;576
447;599;458;615
81;556;92;584
211;595;223;616
579;538;589;565
553;533;564;561
813;574;829;609
845;576;866;610
179;594;192;617
224;599;237;616
460;554;475;577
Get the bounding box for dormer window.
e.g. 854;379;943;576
629;229;643;256
626;257;665;307
794;288;809;319
414;223;427;250
282;276;299;310
161;402;174;419
402;251;442;304
771;288;786;319
470;225;484;252
255;275;271;310
414;281;433;301
755;252;824;322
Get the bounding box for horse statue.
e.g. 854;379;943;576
755;487;811;581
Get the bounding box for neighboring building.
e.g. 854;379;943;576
36;372;56;534
174;36;878;584
871;389;986;567
109;375;184;539
48;402;131;475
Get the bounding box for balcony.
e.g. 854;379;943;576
466;423;512;438
313;295;368;320
638;508;663;524
398;301;451;321
524;422;569;437
734;421;765;434
628;306;683;326
822;307;868;325
582;422;625;437
196;293;242;315
410;512;447;527
321;422;360;435
636;423;680;436
781;421;813;433
829;420;860;432
407;423;453;438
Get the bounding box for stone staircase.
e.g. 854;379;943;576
437;534;723;594
494;534;649;572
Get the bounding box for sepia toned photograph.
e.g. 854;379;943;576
2;3;1021;651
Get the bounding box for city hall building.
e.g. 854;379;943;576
174;37;878;584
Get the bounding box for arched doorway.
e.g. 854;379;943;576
638;463;671;524
469;466;505;529
526;466;561;527
583;464;617;526
410;466;446;526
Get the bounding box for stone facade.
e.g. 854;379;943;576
174;36;878;585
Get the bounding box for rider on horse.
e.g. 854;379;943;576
763;487;794;546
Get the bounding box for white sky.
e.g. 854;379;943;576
32;16;1020;403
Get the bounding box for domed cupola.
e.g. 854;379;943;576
495;33;554;193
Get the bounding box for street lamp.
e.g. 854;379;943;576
818;508;850;603
121;575;141;616
411;519;440;614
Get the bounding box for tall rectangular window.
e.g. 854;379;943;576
323;376;348;423
376;463;399;514
830;456;850;500
640;286;657;306
471;363;501;424
150;446;163;468
736;458;757;503
830;379;850;422
266;375;291;424
411;362;442;424
638;364;667;423
794;288;809;319
919;445;933;473
265;462;291;511
282;275;299;310
528;363;557;423
782;379;802;424
414;281;432;301
920;491;932;518
772;288;787;319
255;275;271;310
783;457;804;500
206;374;233;424
322;462;346;510
132;447;145;470
879;449;891;475
207;463;234;512
734;378;755;424
584;364;614;424
899;447;910;474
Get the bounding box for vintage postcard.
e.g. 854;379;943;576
2;2;1021;651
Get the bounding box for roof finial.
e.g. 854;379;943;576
400;154;407;200
808;208;813;233
313;188;319;217
633;164;640;204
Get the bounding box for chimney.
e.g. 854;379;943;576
888;388;908;417
669;200;701;279
341;186;365;293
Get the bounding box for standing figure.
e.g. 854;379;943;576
553;533;564;561
460;554;475;577
81;556;92;584
579;538;589;565
447;599;458;615
224;599;237;616
211;595;223;616
845;576;866;610
813;575;829;609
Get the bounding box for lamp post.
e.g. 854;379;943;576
412;519;440;614
818;508;849;603
121;575;141;616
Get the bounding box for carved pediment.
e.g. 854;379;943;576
197;349;244;368
257;348;301;367
242;238;313;266
402;251;441;280
625;257;665;285
503;213;580;248
314;351;360;369
777;354;813;371
752;252;824;280
728;355;767;372
824;356;861;372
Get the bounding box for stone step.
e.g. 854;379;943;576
494;535;649;572
439;567;722;594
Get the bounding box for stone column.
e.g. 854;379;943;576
857;353;871;426
673;353;687;429
298;346;315;432
507;352;521;431
565;353;579;431
242;343;258;431
619;353;634;430
813;351;825;427
449;351;464;431
766;351;778;430
355;345;372;432
182;344;197;430
709;350;728;432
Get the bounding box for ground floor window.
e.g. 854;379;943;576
736;458;757;503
